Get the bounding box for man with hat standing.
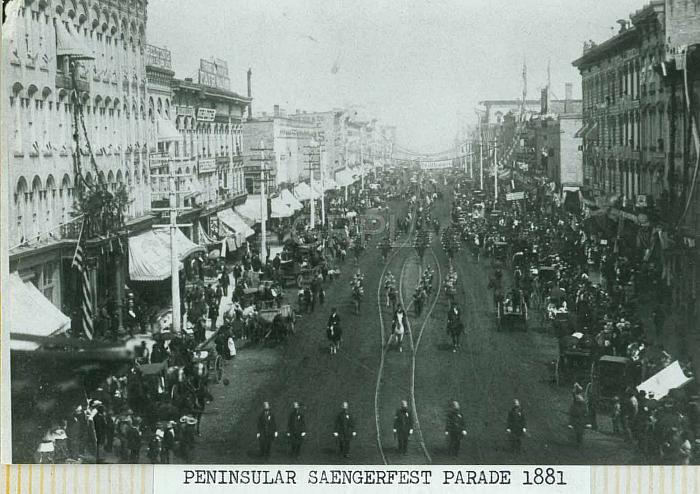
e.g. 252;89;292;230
333;402;357;458
126;417;143;463
506;399;527;453
393;400;414;454
444;400;467;457
286;402;307;458
257;402;278;459
161;421;176;464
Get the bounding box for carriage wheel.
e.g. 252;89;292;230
215;355;224;384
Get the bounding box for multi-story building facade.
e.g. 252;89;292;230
170;75;248;206
471;92;582;189
3;0;151;315
573;0;700;366
242;107;318;193
572;2;666;208
289;109;347;180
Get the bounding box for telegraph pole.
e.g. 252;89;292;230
479;136;484;190
304;142;321;230
315;128;327;229
151;167;193;333
493;137;499;202
251;140;274;262
360;125;365;191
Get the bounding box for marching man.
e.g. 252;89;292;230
445;400;467;457
393;400;414;454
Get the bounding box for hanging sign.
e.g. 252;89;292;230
506;191;525;201
197;108;216;122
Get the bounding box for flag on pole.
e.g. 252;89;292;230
71;220;94;340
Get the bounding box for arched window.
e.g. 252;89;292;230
31;175;43;240
45;174;56;233
14;177;29;245
60;174;72;229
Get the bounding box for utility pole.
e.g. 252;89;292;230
360;125;365;191
493;137;499;202
151;167;193;333
251;140;274;262
304;142;321;230
318;134;326;229
479;135;484;190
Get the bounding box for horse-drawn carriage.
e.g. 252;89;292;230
257;304;296;343
554;332;596;387
496;291;528;331
491;241;509;268
554;333;639;410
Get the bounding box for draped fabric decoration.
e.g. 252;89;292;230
71;220;94;340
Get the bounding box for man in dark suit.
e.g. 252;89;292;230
257;401;278;459
161;422;176;464
333;401;357;458
286;402;306;458
393;400;414;454
506;399;527;453
445;400;467;457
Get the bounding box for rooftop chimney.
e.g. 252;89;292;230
247;68;252;118
273;104;280;117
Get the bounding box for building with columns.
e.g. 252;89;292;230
3;0;151;319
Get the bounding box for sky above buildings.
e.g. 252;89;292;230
148;0;645;154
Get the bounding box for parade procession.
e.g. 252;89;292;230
2;0;700;470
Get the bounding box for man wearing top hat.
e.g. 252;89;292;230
393;400;414;454
286;402;306;458
257;401;278;459
333;401;357;458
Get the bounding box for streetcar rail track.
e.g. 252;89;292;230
374;213;414;465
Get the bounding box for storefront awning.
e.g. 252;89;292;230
128;228;205;281
293;182;313;202
157;115;181;142
217;208;255;239
235;197;264;224
280;188;303;211
323;178;340;191
9;272;71;351
311;181;324;197
637;361;693;401
271;196;294;218
335;169;354;187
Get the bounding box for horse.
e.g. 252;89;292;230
387;317;405;352
351;284;363;314
327;322;342;354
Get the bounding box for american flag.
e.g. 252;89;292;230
71;220;94;340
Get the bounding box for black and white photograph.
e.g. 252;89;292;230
1;0;700;471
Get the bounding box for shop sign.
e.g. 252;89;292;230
199;158;217;174
506;191;525;201
176;106;195;118
197;108;216;122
